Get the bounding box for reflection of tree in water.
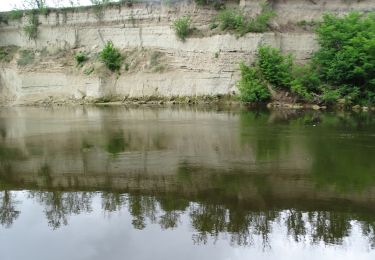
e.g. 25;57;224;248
0;191;20;228
190;204;227;244
240;109;375;192
101;192;125;213
285;209;306;242
361;221;375;248
28;191;93;229
305;113;375;192
308;211;351;245
240;110;291;161
157;194;189;230
106;131;128;156
1;189;374;248
128;194;158;230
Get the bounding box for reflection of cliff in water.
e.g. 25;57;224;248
0;107;374;247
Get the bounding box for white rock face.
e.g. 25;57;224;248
0;0;373;103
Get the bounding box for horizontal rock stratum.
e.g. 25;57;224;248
0;0;374;104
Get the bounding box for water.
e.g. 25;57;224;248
0;106;375;260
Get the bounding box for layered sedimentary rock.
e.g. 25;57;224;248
0;0;374;102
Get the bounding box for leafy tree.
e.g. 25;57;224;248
313;12;375;104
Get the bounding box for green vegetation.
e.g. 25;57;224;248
239;12;375;106
194;0;225;10
23;12;39;40
75;52;88;65
313;12;375;105
8;10;24;21
17;49;35;66
99;41;123;71
173;16;192;41
257;45;293;89
0;46;18;63
217;3;275;36
84;66;95;75
237;63;271;102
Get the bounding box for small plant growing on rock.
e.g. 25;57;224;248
173;16;192;42
17;49;35;66
217;8;245;32
217;2;275;36
99;41;123;71
75;52;88;65
247;2;276;33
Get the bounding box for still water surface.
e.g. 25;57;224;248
0;106;375;259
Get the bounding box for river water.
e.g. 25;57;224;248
0;106;375;260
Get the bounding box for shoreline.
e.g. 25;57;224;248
2;95;374;112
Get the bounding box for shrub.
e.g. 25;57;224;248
257;45;293;89
237;63;271;102
17;50;35;66
173;16;192;41
321;89;341;104
217;3;275;36
247;3;276;33
217;9;245;32
313;12;375;104
75;52;88;65
290;64;321;101
99;41;123;71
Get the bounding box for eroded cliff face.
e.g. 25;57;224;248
0;0;374;104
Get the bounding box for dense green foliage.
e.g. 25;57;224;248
75;52;88;65
217;3;275;36
237;63;271;102
173;16;192;41
257;45;293;89
239;12;375;106
99;41;122;71
313;12;375;105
